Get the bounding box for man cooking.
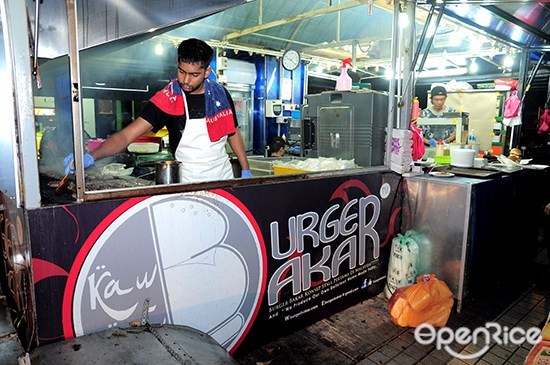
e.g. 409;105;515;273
419;85;458;146
64;38;251;183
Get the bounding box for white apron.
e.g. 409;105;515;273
175;93;233;183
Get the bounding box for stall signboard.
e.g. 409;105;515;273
28;172;403;354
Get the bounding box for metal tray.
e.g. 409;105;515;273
445;166;502;178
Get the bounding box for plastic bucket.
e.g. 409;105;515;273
451;149;476;168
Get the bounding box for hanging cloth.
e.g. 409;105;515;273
410;121;425;161
502;90;522;127
538;108;550;134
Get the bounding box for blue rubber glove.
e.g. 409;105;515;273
427;138;437;147
241;169;252;178
63;153;95;175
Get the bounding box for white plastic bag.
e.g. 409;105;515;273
408;231;431;276
384;231;419;298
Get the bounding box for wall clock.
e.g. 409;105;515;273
281;49;301;71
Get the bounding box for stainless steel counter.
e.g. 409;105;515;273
403;174;472;312
403;169;545;312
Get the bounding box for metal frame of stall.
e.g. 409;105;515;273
0;0;399;356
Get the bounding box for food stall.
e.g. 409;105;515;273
0;0;547;360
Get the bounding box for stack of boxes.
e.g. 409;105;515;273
390;129;413;174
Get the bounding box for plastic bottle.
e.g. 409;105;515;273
411;97;420;120
336;58;353;91
435;140;445;156
468;129;476;144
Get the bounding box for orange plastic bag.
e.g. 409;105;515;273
388;274;454;328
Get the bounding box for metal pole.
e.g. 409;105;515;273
396;15;403;127
1;0;41;208
410;3;435;71
385;0;399;166
33;0;42;89
399;2;438;115
507;51;528;151
399;1;416;129
522;51;546;104
66;0;85;202
517;50;529;99
417;4;445;74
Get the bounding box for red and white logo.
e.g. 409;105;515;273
63;190;266;352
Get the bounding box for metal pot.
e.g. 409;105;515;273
155;160;182;184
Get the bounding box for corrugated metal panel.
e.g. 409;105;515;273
28;0;249;58
27;0;549;94
444;2;550;50
212;0;393;50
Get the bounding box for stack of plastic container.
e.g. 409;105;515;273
390;129;413;174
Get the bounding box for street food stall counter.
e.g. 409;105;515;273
0;0;404;356
4;167;405;355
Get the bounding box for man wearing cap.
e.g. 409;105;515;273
419;86;458;146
